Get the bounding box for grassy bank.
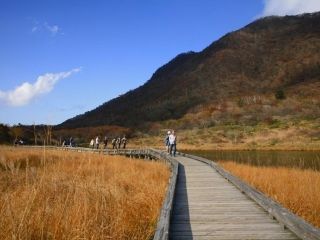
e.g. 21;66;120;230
0;147;170;239
130;119;320;151
219;161;320;228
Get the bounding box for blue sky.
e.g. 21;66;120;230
1;0;319;125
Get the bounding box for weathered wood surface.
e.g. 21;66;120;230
178;152;320;240
170;155;300;240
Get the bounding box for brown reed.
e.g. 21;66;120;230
0;146;170;239
219;161;320;228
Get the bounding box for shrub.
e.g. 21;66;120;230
275;89;286;100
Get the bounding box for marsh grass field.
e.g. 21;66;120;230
219;162;320;228
0;146;170;239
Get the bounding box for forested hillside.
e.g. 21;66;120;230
59;12;320;130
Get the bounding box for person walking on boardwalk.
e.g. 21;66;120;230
89;138;94;149
169;130;177;157
164;131;171;153
95;136;100;149
121;135;127;149
103;136;108;149
112;138;116;149
69;137;74;147
116;137;121;149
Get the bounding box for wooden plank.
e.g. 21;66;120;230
171;223;289;231
171;217;280;224
179;152;320;240
170;233;298;240
169;154;300;240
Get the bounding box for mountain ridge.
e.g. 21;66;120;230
59;12;320;129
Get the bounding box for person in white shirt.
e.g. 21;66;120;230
164;131;171;153
95;136;99;149
169;130;177;157
121;136;127;149
89;139;94;149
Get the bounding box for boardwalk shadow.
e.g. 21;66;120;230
169;163;193;240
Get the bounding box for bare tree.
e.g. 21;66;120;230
43;125;52;145
33;123;38;145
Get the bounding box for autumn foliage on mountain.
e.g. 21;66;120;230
58;12;320;130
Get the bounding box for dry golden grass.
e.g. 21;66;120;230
0;146;170;239
219;161;320;228
129;124;320;151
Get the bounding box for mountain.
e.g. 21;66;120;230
59;12;320;129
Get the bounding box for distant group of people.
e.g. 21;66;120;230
62;137;75;147
164;130;177;157
90;136;127;149
60;130;178;154
14;139;24;146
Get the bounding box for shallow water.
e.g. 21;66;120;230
183;150;320;171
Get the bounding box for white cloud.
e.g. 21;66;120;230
44;23;60;35
31;26;38;32
31;22;61;36
0;68;81;107
261;0;320;16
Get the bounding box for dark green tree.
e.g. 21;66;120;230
0;124;11;144
275;89;286;100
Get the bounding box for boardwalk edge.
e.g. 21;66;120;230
178;151;320;240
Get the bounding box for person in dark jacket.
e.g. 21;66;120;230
103;136;108;149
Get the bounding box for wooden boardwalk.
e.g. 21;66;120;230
169;155;299;240
24;147;318;239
